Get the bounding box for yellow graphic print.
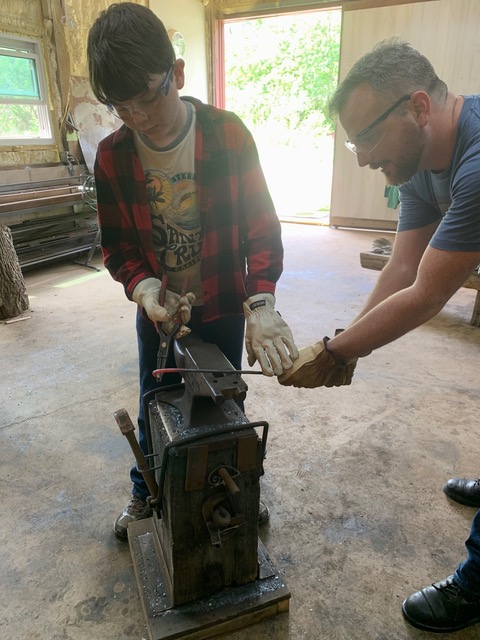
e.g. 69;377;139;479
146;170;201;272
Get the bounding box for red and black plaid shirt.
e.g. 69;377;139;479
94;97;283;322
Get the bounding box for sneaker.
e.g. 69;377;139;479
113;496;152;540
258;499;270;526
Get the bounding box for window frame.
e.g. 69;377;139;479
0;34;54;146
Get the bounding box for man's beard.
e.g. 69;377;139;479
386;123;425;186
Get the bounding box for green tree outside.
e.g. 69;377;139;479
224;11;341;219
0;53;40;137
224;11;341;138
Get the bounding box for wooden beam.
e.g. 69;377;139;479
0;192;83;214
331;216;397;231
344;0;437;11
214;0;435;19
0;186;81;205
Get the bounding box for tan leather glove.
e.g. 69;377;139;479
278;337;357;388
244;293;299;376
132;278;196;329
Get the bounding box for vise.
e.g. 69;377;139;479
115;332;290;640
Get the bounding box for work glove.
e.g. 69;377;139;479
243;293;299;377
132;277;195;335
278;336;357;388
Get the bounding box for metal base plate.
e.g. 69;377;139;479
128;518;290;640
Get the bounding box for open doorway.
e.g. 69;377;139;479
222;9;341;224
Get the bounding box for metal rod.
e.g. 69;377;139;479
152;367;265;377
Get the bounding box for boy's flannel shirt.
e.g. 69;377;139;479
94;97;283;322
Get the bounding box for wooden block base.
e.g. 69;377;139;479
128;518;290;640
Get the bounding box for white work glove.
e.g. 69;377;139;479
243;293;299;377
132;278;195;330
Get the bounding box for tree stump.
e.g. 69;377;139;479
0;225;29;320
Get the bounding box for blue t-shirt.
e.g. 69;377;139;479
398;94;480;252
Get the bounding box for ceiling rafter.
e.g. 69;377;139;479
210;0;437;19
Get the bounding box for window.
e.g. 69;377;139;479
0;34;53;145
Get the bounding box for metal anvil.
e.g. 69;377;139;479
159;331;249;426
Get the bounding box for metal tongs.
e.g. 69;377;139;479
155;275;189;381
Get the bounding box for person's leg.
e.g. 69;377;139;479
402;510;480;632
454;509;480;595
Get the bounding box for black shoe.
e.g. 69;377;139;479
443;478;480;507
402;575;480;632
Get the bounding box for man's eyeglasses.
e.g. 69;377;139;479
345;94;411;154
107;66;174;120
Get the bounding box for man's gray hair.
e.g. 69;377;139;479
328;38;448;118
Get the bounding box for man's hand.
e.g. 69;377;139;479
132;277;195;326
278;337;357;388
244;293;299;376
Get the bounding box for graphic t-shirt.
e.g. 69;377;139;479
134;102;203;303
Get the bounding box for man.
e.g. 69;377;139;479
87;3;298;540
279;39;480;632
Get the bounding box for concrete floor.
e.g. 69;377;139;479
1;223;480;640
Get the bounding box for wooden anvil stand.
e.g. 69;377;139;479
117;333;290;640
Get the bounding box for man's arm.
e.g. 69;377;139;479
352;221;439;322
329;245;480;360
279;245;480;388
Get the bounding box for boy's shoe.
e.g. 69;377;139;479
114;496;152;540
258;499;270;526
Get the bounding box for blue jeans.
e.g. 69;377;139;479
131;307;245;501
453;509;480;596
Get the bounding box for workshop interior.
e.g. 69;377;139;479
1;1;480;640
